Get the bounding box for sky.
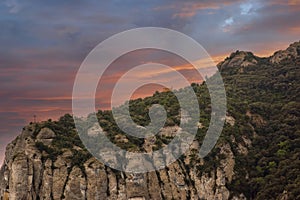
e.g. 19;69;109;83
0;0;299;164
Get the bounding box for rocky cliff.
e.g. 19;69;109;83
0;41;299;200
0;121;246;200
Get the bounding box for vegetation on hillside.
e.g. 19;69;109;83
33;49;299;199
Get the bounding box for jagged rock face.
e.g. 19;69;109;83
0;123;247;200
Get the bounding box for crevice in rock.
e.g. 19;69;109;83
155;170;165;199
164;166;174;199
61;166;73;199
37;161;45;199
26;156;33;199
146;173;151;199
177;160;193;199
104;166;110;198
115;171;120;196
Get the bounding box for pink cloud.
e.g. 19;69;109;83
154;1;242;19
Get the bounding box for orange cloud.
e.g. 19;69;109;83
288;0;300;5
285;27;300;35
172;2;220;19
154;1;242;19
13;96;73;101
270;0;300;6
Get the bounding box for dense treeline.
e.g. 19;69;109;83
220;54;300;199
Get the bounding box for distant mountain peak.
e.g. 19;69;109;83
270;40;300;64
218;50;258;70
229;50;254;58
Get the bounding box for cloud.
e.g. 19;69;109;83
154;1;242;19
222;17;234;32
269;0;300;6
231;2;300;36
4;0;21;13
172;2;220;19
240;2;253;15
285;27;300;35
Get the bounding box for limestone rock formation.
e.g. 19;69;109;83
0;123;247;200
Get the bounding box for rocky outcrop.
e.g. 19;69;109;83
218;51;258;71
189;143;236;200
0;123;247;200
36;128;56;146
270;41;300;64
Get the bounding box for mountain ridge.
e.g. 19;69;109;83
0;41;299;200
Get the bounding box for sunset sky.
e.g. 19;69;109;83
0;0;299;163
